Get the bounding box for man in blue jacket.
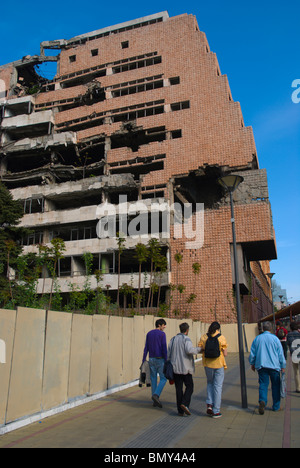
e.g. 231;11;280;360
249;321;286;414
142;319;168;408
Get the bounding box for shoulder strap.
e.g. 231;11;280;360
169;336;175;359
206;333;221;338
169;334;185;358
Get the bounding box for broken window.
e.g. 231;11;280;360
111;103;164;123
40;52;159;91
109;190;139;204
49;222;98;242
141;190;165;199
7;152;51;173
171;101;190;111
71;226;97;241
57;98;171;132
70;225;97;241
49;230;68;242
169;76;180;85
174;166;224;210
112;79;163;97
77;140;105;167
22;231;44;246
141;184;166;199
75;252;116;275
24;197;45;214
111;125;163;151
171;130;182;139
79;81;106;105
12;60;55;97
60;68;106;89
118;246;168;274
110;125;181;153
58;115;104;132
110;159;164;179
113;55;162;74
100;252;115;274
58;257;72;277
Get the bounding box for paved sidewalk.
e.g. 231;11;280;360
0;353;299;449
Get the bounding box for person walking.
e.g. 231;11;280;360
198;321;228;418
142;318;168;408
168;322;201;416
276;321;288;360
287;321;300;393
249;321;286;414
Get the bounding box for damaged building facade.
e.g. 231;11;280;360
0;12;276;322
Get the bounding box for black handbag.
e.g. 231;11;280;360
163;337;175;380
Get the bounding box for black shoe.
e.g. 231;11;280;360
180;404;192;415
259;401;265;415
152;394;162;408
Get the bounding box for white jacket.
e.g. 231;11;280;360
168;333;201;375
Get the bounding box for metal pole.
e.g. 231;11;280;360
229;190;248;409
271;281;276;333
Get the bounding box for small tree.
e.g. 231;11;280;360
4;240;16;304
15;252;41;308
119;282;135;313
38;244;52;298
116;233;126;309
155;254;168;313
82;251;94;312
95;269;103;314
186;262;201;316
173;251;183;314
134;243;149;313
0;182;26;307
146;238;161;312
47;238;66;310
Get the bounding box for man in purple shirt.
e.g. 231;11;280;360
143;319;168;408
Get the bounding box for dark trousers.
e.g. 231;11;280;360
258;368;281;411
174;373;194;414
281;341;288;360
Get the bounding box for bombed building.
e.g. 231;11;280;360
0;12;277;322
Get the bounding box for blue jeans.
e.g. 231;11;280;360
149;358;167;397
258;368;281;411
205;367;224;414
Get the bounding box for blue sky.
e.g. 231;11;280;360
1;0;299;303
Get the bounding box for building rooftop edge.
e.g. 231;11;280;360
42;11;170;48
